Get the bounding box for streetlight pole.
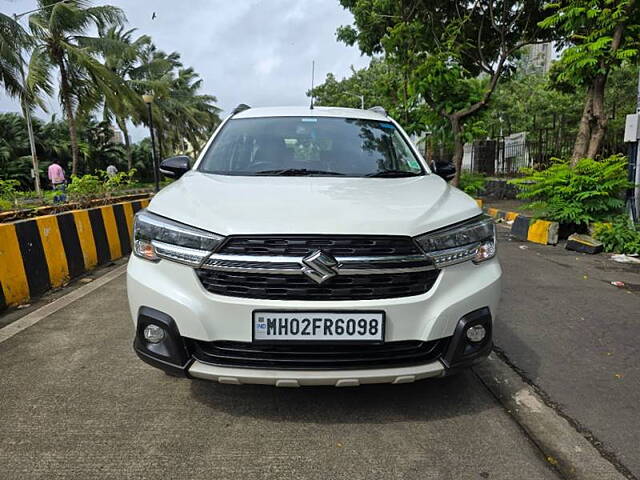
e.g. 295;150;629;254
22;100;41;196
143;94;160;193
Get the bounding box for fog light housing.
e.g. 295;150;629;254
143;324;165;344
465;325;487;343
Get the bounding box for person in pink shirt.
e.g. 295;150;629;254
48;160;66;189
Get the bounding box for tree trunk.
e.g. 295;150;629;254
578;3;631;162
58;59;80;176
571;86;594;165
587;75;608;159
450;115;464;187
116;116;133;170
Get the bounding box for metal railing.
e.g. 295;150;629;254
431;133;627;176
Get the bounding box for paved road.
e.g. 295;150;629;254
0;265;559;479
495;225;640;477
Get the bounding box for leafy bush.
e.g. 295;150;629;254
0;179;20;210
0;179;20;199
66;174;104;207
509;155;632;225
458;172;486;196
593;216;640;254
101;168;137;193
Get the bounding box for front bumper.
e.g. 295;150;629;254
127;254;501;385
132;304;494;386
188;359;445;386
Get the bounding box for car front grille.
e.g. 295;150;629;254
218;235;422;257
196;269;439;300
189;338;449;370
195;234;438;301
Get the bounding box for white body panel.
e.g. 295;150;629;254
127;255;501;343
148;173;480;237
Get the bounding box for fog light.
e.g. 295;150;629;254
465;325;486;343
143;324;165;344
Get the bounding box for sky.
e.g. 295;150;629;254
0;0;371;139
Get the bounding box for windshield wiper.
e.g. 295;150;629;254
365;170;421;177
254;168;346;176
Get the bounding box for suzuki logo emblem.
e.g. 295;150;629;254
301;250;340;284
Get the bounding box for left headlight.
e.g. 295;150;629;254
133;210;225;267
414;215;496;267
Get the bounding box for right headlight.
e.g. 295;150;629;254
133;210;225;267
414;215;496;267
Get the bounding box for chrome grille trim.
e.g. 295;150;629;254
200;253;435;275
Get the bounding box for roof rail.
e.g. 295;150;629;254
368;106;387;116
232;104;251;115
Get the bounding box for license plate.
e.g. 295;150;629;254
253;311;385;343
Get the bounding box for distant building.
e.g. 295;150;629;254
521;43;553;74
109;125;124;145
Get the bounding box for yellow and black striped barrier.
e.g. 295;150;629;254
0;198;150;311
483;204;559;246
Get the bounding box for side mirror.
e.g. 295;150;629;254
432;161;456;182
159;156;192;179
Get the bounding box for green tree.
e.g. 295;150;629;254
162;66;221;155
95;26;150;170
337;0;550;185
0;13;30;97
27;0;127;175
309;58;429;132
471;71;583;145
1;12;52;195
540;0;640;162
0;113;31;185
130;44;220;158
79;117;125;173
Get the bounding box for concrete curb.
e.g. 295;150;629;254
480;202;559;246
473;353;628;480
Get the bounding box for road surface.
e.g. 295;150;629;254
495;225;640;477
0;262;558;479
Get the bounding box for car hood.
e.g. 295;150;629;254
148;171;481;237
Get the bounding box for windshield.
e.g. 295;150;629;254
198;117;425;177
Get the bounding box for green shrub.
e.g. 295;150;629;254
0;179;20;199
459;172;486;196
509;155;632;225
101;168;137;193
0;198;14;211
0;179;20;211
66;174;104;206
593;216;640;254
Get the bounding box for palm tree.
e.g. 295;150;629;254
129;45;221;158
0;114;30;173
1;12;49;194
162;67;221;155
27;0;126;175
0;13;30;97
129;45;182;158
96;26;149;170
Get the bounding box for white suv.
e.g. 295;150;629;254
127;105;501;386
